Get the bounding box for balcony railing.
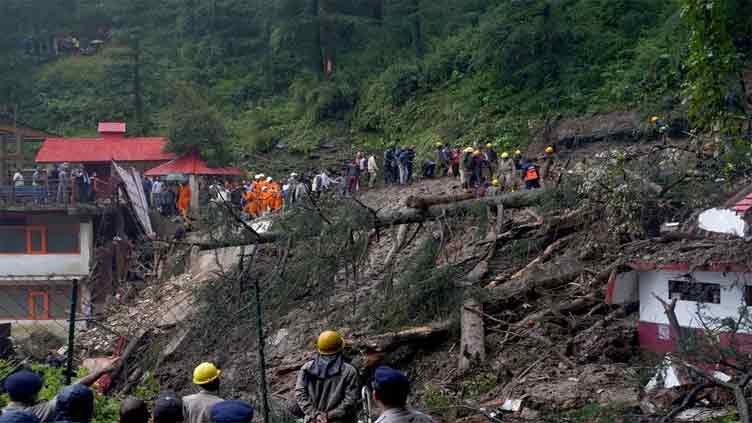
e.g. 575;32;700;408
0;178;117;208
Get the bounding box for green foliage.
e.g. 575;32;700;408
680;0;745;131
166;83;231;166
134;371;160;400
371;237;463;330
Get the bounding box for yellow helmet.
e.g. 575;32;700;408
545;146;554;154
485;143;493;149
650;116;660;124
435;142;443;147
193;362;221;385
501;152;509;159
492;179;500;187
514;150;522;156
464;147;474;153
317;330;344;356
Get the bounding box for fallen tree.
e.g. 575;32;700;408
198;189;550;250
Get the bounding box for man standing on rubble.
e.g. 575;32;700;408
372;367;434;423
295;330;359;423
183;363;224;423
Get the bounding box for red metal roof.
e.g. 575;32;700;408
98;122;126;134
35;137;175;163
144;152;244;176
734;193;752;215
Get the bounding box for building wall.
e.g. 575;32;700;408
638;271;752;353
0;220;92;277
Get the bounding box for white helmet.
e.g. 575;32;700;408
266;177;273;182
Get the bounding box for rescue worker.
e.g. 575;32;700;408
523;158;541;190
541;146;556;186
372;367;434;423
486;179;501;197
435;143;447;177
471;150;484;188
119;398;150;423
177;181;191;220
483;143;498;180
50;384;94;423
651;116;669;143
498;152;515;191
270;180;283;211
153;393;183;423
460;147;474;190
0;412;39;423
183;363;224;423
3;367;115;422
295;330;359;423
243;187;258;218
450;147;460;178
210;401;254;423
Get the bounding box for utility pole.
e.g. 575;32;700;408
65;279;79;385
252;271;270;423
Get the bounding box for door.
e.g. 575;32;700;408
28;292;49;320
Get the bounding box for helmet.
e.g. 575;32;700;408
501;152;509;159
266;177;273;182
473;150;481;156
435;142;443;147
485;143;493;149
514;150;522;156
492;179;500;187
545;146;554;154
317;330;344;356
464;147;474;153
650;116;660;124
193;363;221;385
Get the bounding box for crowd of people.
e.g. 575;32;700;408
8;163;106;204
0;330;433;423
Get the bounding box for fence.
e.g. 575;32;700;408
0;177;118;207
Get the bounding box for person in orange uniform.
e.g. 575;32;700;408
243;188;258;218
258;186;272;216
177;181;192;219
270;180;283;211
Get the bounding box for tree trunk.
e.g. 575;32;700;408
405;192;474;209
459;297;485;372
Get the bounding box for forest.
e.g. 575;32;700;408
0;0;750;162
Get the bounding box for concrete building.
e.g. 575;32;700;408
606;262;752;353
0;208;97;337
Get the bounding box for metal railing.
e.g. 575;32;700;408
0;178;117;207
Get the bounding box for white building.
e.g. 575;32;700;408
0;211;95;337
606;262;752;353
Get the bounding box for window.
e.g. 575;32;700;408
0;227;27;253
28;292;49;320
28;227;45;254
744;286;752;307
0;225;78;254
47;225;79;253
668;280;721;304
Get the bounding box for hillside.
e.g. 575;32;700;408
5;0;746;161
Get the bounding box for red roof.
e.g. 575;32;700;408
98;122;126;134
36;137;175;163
734;193;752;215
144;152;244;176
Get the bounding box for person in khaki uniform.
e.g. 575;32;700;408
182;363;223;423
295;331;359;423
372;367;434;423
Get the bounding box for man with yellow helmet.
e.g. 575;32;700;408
295;330;359;423
542;146;556;187
498;151;516;191
459;148;474;190
483;143;498;181
183;363;223;423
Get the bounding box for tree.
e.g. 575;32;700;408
166;84;231;166
680;0;747;133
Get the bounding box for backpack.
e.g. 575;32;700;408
524;165;539;181
462;153;473;170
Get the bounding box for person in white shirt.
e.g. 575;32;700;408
13;170;24;187
367;155;379;188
